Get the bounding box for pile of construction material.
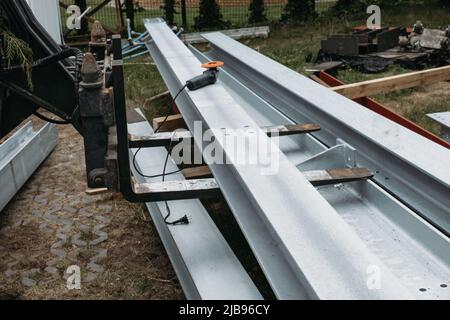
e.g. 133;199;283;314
319;21;450;72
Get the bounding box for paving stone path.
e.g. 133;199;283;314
0;124;183;299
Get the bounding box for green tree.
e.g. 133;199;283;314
281;0;316;23
332;0;366;18
248;0;267;24
162;0;177;26
194;0;228;30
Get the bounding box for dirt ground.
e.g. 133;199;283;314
0;122;184;300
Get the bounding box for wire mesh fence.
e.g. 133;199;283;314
60;0;337;35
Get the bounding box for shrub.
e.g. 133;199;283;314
281;0;316;23
194;0;229;30
248;0;267;24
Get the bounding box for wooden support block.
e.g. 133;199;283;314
264;124;321;137
182;166;214;179
131;168;373;200
183;166;373;186
303;168;374;186
133;179;220;199
152;114;187;132
331;65;450;99
129;123;321;148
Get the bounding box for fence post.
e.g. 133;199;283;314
125;0;135;30
181;0;187;29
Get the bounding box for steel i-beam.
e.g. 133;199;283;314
201;31;450;236
144;18;414;300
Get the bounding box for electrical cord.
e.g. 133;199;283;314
33;110;70;125
132;84;188;179
132;84;190;226
162;139;190;226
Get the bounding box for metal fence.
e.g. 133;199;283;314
60;0;337;34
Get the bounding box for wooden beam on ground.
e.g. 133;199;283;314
309;74;330;88
152;114;187;132
331;65;450;99
85;188;109;196
147;91;170;103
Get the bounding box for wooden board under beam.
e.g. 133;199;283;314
331;65;450;99
152;114;187;132
183;166;374;186
182;166;214;179
130;123;321;148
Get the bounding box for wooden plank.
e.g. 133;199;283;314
182;166;214;179
315;71;450;150
152;114;187;132
183;167;373;187
302;168;374;186
309;74;331;87
331;65;450;99
85;188;109;196
130;123;321;148
264;124;321;137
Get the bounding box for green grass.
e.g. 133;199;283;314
123;59;170;121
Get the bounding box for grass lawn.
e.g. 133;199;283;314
124;3;450;136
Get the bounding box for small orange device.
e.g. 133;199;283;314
186;61;224;91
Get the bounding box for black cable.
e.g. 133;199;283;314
132;84;190;226
132;84;188;179
153;84;188;133
33;110;70;125
162;139;190;226
132;149;182;179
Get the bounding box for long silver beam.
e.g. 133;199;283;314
202;32;450;236
145;18;414;299
189;38;450;299
0;122;57;211
129;110;262;300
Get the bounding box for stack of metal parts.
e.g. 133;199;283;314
0;122;57;211
321;27;403;56
139;18;450;300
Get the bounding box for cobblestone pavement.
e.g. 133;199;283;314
0;123;183;300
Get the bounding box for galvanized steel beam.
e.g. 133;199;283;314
202;32;450;236
129;110;262;300
145;18;414;300
0;122;57;211
188;40;450;300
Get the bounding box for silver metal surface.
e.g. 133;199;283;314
145;19;421;300
427;112;450;142
202;32;450;236
0;122;58;211
181;26;270;44
129;110;262;300
188;40;450;299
